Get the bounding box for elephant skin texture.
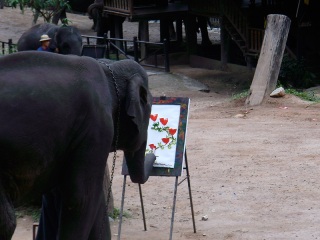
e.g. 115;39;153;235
17;23;83;55
0;52;155;240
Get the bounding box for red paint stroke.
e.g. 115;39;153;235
149;144;157;150
150;114;158;121
160;118;168;125
169;128;177;135
162;138;170;144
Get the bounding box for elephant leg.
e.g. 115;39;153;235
197;16;212;46
96;16;110;44
88;194;111;240
0;181;16;240
57;143;110;239
36;189;61;240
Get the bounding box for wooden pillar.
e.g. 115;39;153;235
184;14;197;55
220;16;229;71
245;14;291;106
139;20;149;62
176;19;183;43
114;16;124;50
160;18;170;42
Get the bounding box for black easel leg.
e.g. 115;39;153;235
118;175;127;240
185;150;197;233
139;184;147;231
169;176;179;240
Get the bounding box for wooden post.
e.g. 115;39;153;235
245;14;291;106
139;20;149;62
184;14;197;55
220;16;229;71
114;16;124;50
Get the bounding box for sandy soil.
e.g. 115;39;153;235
2;7;320;240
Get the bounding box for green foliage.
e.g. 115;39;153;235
230;88;320;103
61;17;71;26
278;55;317;89
15;206;41;222
110;207;131;219
8;0;70;23
286;88;320;102
14;206;131;223
231;90;249;100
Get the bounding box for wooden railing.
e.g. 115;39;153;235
104;0;132;15
104;0;168;15
82;34;171;72
247;28;264;54
222;0;248;42
0;39;17;55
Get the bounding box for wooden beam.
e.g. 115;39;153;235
245;14;291;106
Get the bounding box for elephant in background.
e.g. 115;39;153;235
17;23;83;55
0;52;155;240
87;0;126;44
87;0;104;32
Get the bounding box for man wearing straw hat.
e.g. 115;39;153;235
37;34;56;52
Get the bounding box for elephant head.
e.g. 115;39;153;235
98;59;155;184
17;23;83;55
52;25;83;55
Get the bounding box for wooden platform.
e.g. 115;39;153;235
104;2;188;21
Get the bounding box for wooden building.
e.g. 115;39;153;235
102;0;320;75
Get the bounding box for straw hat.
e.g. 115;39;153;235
39;34;51;42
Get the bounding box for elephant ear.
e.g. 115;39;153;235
126;73;151;130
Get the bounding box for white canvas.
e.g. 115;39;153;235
145;104;181;168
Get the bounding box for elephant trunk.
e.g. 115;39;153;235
124;143;155;184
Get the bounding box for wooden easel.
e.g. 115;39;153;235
117;149;196;240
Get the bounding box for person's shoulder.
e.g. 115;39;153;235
37;47;44;51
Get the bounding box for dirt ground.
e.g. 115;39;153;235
2;7;320;240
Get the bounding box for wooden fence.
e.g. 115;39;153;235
0;39;17;55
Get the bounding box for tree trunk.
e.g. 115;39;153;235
245;14;291;106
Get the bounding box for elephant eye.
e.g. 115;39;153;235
140;87;148;104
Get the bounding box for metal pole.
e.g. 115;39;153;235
118;175;127;240
138;184;147;231
169;177;179;240
133;36;139;63
184;150;197;233
8;39;13;54
163;38;170;72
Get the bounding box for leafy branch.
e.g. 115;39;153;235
8;0;70;23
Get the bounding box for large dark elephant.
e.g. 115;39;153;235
17;23;83;55
0;51;155;240
87;0;104;32
51;0;102;31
